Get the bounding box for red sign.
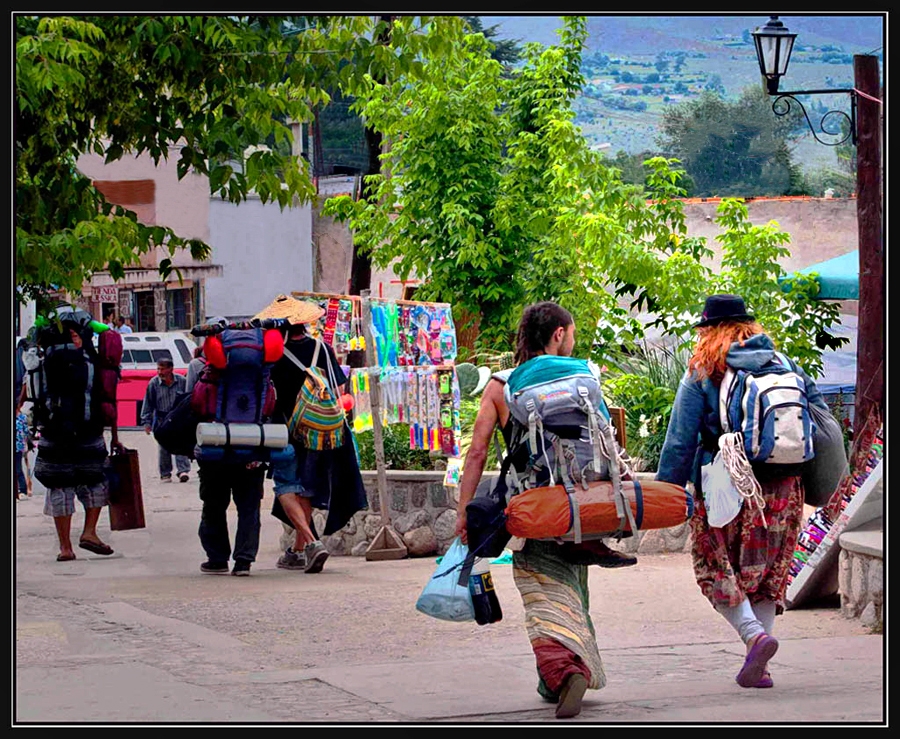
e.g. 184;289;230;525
95;286;118;303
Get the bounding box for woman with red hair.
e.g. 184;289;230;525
656;295;829;690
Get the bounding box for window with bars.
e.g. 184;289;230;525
166;288;193;330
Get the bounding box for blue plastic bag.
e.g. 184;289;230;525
415;537;475;622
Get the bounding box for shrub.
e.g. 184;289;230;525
602;341;690;472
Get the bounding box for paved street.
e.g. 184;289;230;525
14;430;885;725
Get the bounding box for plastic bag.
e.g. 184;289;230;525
701;451;743;528
415;537;475;622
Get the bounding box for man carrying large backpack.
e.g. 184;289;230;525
456;301;633;720
188;318;288;576
27;306;122;562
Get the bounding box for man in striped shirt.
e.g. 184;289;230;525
142;358;192;482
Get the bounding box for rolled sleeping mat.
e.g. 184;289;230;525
195;422;289;450
504;479;694;541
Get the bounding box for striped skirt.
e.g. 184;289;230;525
513;540;606;699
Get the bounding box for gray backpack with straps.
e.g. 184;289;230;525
501;356;637;541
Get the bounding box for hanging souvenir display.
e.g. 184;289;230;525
787;425;884;586
333;298;354;356
351;368;373;433
288;292;460;457
437;366;461;457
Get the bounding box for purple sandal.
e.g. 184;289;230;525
756;672;774;689
736;634;779;688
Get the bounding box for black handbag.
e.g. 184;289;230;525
153;392;200;458
465;431;514;558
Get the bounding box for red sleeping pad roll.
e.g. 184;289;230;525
504;479;694;540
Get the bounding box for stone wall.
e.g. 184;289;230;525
281;470;693;558
838;548;884;630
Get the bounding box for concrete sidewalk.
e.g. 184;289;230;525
14;431;885;725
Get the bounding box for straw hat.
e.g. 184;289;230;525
254;294;324;325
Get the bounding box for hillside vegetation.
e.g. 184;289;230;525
488;14;883;171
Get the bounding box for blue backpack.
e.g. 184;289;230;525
719;351;817;466
191;322;292;463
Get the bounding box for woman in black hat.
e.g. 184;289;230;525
655;295;829;690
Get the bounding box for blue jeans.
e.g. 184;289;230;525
197;461;264;563
14;451;28;496
157;443;191;478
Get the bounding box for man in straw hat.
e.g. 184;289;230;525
256;295;368;573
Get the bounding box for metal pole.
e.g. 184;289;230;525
852;55;883;441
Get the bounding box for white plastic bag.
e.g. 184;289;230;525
701;451;744;528
415;537;475;622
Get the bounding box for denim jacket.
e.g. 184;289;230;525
655;334;828;490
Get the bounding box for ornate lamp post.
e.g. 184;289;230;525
752;15;856;146
752;15;883;455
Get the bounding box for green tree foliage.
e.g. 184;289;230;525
15;14;440;305
461;16;522;69
655;87;806;197
323;16;842;376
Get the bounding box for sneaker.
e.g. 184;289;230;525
200;560;229;574
232;559;252;577
160;474;172;482
304;540;329;573
277;547;307;571
179;473;190;483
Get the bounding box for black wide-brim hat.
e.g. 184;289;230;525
694;294;755;328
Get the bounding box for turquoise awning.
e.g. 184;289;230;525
779;250;859;300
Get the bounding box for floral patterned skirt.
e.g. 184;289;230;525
690;475;805;611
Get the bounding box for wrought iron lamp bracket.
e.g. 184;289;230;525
770;88;857;147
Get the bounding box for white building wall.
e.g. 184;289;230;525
206;194;314;320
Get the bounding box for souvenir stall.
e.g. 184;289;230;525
291;290;462;559
785;423;884;608
291;291;462;456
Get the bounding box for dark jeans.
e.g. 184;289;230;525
197;461;264;564
14;451;27;496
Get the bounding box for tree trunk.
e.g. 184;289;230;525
348;15;392;296
852;54;883;446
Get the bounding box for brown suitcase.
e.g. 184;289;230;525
107;446;146;531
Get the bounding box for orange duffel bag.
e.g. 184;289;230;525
504;479;694;541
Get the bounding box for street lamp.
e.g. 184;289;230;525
752;15;883;456
752;15;856;146
751;15;796;95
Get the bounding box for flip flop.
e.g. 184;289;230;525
736;634;779;688
79;539;114;556
57;553;76;562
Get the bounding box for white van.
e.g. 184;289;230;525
120;331;197;370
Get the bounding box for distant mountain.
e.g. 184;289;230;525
482;14;884;169
485;14;884;58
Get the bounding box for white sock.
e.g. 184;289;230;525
715;598;766;645
751;598;777;636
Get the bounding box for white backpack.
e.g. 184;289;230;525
719;351;817;466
